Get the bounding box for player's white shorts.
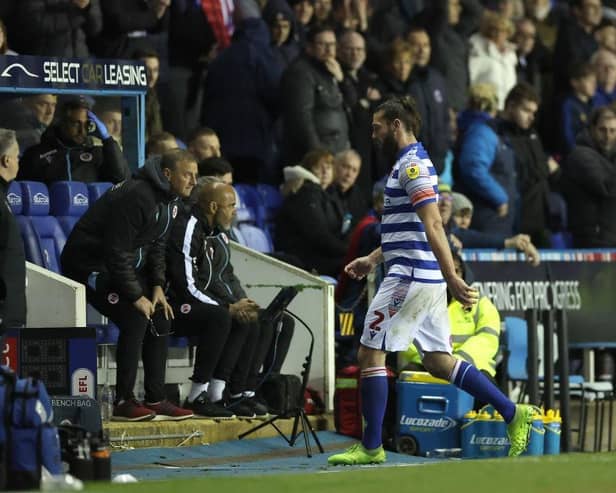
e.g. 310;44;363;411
360;276;453;354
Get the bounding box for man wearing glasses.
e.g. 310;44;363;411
18;97;128;185
61;149;198;421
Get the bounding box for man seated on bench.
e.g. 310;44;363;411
166;180;294;418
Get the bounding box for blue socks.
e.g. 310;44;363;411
450;360;515;423
360;367;389;450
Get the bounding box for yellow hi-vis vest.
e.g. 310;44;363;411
402;296;501;376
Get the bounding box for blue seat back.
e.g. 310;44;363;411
20;181;50;216
29;216;66;274
87;182;113;204
57;216;80;237
49;181;89;217
7;181;22;215
505;316;528;381
238;224;273;253
231;226;247;246
19;182;65;273
16;216;44;266
255;184;282;218
234;184;266;226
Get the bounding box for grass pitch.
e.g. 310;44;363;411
90;453;616;493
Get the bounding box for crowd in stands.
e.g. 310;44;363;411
3;0;616;413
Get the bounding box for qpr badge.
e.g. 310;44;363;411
107;292;119;305
172;204;178;219
180;303;191;314
80;152;93;162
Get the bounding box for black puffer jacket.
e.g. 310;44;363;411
275;180;348;276
0;178;26;332
167;205;245;307
562;132;616;247
281;55;350;164
61;158;180;302
12;0;102;57
18;125;129;185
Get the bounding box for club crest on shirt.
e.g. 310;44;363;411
180;303;191;314
172;204;178;219
405;163;420;180
107;292;119;305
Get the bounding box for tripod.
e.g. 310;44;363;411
238;309;324;458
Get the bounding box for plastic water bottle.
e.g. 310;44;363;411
99;384;113;423
543;409;562;455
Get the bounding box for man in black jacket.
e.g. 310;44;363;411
563;106;616;247
18;99;129;185
61;149;198;421
0;129;25;335
280;25;350;164
168;181;294;418
498;83;560;246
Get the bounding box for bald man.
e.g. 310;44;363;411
167;181;290;418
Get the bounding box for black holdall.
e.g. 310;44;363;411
258;374;303;416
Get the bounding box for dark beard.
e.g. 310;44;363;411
379;132;399;169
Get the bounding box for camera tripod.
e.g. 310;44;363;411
238;310;324;458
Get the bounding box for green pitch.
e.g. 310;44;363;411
90;453;616;493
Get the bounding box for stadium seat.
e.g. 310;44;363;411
7;181;22;215
550;232;573;249
238;223;273;253
256;183;282;236
234;184;266;227
87;182;113;204
49;181;90;236
20;181;66;274
231;225;247;246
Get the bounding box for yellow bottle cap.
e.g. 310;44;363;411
477;411;492;420
464;410;477;419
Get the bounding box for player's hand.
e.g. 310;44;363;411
133;296;154;319
446;274;479;308
344;255;375;280
151;286;174;320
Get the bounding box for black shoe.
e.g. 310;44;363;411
184;392;236;420
244;396;269;418
226;396;256;418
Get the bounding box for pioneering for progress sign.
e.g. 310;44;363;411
463;250;616;344
0;55;147;93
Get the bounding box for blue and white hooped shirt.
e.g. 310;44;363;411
381;142;443;284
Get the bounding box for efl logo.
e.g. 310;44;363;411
71;368;95;398
0;63;39;79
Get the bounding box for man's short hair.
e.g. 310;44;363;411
0;128;17;157
589;106;616;127
187;127;218;145
198;156;233;177
569;62;594;81
335;148;361;165
375;96;422;136
147;131;177;156
505;82;540;108
161;149;195;171
61;96;92;115
306;23;335;44
132;47;159;59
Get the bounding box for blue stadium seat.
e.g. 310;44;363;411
234;184;265;226
255;183;282;236
20;181;66;274
238;223;273;253
7;181;22;215
231;225;247;246
87;182;113;204
550;232;573;249
50;181;89;236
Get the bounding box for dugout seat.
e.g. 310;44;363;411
49;181;89;236
87;182;113;204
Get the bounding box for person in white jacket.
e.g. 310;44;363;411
469;10;518;109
